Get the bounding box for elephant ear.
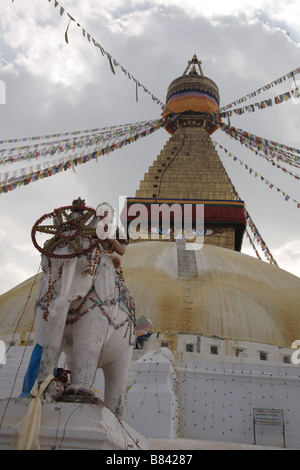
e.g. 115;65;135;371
94;255;118;302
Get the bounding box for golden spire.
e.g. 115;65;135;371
182;54;204;76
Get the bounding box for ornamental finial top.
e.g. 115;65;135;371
182;54;204;77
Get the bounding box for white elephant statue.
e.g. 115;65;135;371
21;199;135;418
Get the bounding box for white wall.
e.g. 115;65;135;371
175;358;300;448
125;348;300;449
152;333;295;365
1;345;299;449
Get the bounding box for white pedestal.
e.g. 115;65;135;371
0;397;148;450
126;348;179;439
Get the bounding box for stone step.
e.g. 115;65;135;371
177;247;198;278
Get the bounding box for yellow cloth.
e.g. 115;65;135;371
12;374;54;450
166;95;219;114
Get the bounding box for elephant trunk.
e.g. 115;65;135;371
48;258;78;318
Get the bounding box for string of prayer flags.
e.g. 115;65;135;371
220;88;299;118
217;157;279;266
244;208;279;267
220;66;300;112
47;0;165;109
229;182;279;266
218;123;300;173
214;140;300;208
0;119;164;146
0;118;166;195
245;229;262;260
0;124;125;146
0;119;164;166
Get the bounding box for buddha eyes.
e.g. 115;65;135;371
149;227;222;236
150;227;173;235
189;229;218;236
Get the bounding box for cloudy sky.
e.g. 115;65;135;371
0;0;299;294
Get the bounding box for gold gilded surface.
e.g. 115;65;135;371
0;243;299;348
135;125;238;251
136;127;234;202
0;274;41;339
122;242;300;348
166;75;220;103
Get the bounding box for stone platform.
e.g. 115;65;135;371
0;397;148;450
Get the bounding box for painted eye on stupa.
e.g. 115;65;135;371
150;227;173;235
188;228;223;236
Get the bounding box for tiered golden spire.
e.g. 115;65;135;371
130;57;246;251
182;53;204;76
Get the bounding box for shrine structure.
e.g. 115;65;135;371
0;56;300;450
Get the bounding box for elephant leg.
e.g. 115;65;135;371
37;315;67;386
66;310;110;395
38;257;78;386
102;345;133;418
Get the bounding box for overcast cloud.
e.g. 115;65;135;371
0;0;299;294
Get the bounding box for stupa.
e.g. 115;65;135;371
125;53;246;253
122;57;300;447
1;55;300;449
121;55;300;350
1;55;299;353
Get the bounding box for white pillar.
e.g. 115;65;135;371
126;348;179;438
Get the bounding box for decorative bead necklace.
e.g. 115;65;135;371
87;247;101;276
35;261;63;321
66;282;136;346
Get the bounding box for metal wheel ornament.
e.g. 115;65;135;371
31;202;99;259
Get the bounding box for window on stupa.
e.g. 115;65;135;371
235;348;244;357
260;352;268;361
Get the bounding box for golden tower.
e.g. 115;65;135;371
120;56;300;348
125;55;246;252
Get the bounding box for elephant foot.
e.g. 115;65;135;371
56;386;105;406
64;386;95;397
56;394;105;405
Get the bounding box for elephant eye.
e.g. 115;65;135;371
82;264;96;275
